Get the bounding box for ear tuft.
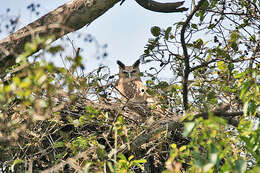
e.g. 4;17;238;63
117;60;125;69
133;59;140;68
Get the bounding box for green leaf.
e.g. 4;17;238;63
230;30;240;42
196;10;206;21
191;23;198;30
203;163;214;172
194;38;203;49
54;141;65;148
240;80;253;100
243;100;249;116
118;153;127;161
164;27;172;40
151;26;161;37
183;122;196;137
209;144;218;165
132;159;147;164
235;159;247;173
48;45;63;54
128;155;134;161
11;159;24;172
179;145;186;152
20;77;32;88
217;61;227;71
83;162;92;173
171;143;177;149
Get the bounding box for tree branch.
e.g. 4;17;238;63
0;0;188;76
121;110;242;152
180;0;206;111
134;0;188;13
0;0;120;74
191;111;242;127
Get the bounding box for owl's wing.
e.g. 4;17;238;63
115;79;119;88
133;80;147;96
115;79;126;98
134;80;157;105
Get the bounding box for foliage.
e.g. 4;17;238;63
142;0;260;172
0;0;260;173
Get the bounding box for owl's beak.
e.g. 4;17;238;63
128;72;131;78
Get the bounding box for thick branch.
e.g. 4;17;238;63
181;0;206;111
125;110;242;152
130;121;180;151
134;0;188;13
0;0;188;75
191;111;242;127
0;0;120;73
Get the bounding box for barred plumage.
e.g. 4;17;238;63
115;59;147;102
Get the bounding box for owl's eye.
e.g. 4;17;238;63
131;70;137;73
122;70;128;74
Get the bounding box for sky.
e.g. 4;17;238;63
0;0;190;76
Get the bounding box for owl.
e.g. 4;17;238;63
115;59;148;102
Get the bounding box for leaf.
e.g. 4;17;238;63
118;153;127;161
203;163;214;172
20;77;32;88
179;145;186;152
230;30;240;42
209;144;218;165
191;23;198;30
54;141;65;148
243;100;249;116
217;61;227;71
164;27;172;40
11;159;24;172
48;45;63;54
183;122;196;137
158;81;169;89
196;10;206;21
83;162;92;173
132;159;147;164
240;80;253;100
235;159;247;173
194;38;203;49
171;143;177;149
128;155;134;161
151;26;161;37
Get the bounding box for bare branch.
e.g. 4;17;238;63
180;0;206;110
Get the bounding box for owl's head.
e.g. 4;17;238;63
117;59;141;79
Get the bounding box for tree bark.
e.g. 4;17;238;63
135;0;188;13
0;0;120;73
0;0;187;74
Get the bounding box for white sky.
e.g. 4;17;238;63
0;0;190;76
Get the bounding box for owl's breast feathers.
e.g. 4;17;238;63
116;78;147;101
